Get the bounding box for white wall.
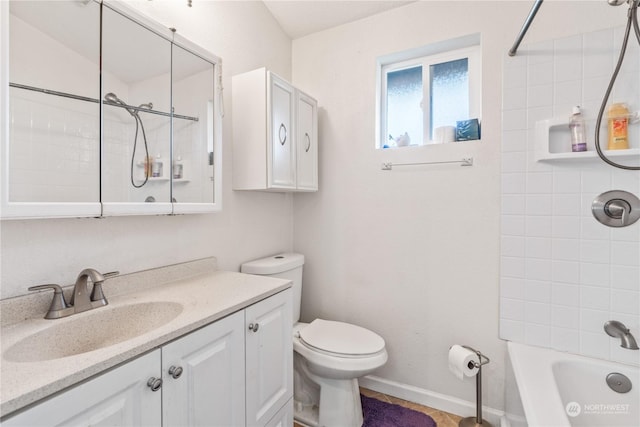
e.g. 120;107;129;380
291;0;624;413
0;0;293;299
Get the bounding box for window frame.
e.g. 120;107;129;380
377;43;481;148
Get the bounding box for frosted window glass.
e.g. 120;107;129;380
386;66;422;146
430;58;468;139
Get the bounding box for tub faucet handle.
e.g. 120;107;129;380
604;320;639;350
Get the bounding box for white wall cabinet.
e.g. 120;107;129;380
3;290;292;427
232;68;318;192
0;0;222;220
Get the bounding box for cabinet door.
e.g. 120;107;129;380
100;3;173;216
2;0;101;219
245;289;293;427
296;92;318;191
268;74;296;189
264;398;293;427
2;350;161;426
162;311;245;427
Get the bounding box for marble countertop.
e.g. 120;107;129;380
0;260;291;418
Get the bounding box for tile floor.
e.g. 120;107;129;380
293;387;463;427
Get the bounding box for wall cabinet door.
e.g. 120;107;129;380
162;311;245;427
296;91;318;191
269;74;296;189
245;289;293;427
2;350;161;426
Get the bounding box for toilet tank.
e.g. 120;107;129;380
240;253;304;324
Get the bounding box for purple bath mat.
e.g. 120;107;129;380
361;394;437;427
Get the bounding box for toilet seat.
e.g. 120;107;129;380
298;319;385;358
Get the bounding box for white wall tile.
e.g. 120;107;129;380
580;239;610;264
503;109;527;131
501;277;525;299
501;298;525;320
502;152;527;173
581;285;610;310
551;305;580;329
611;241;640;266
554;80;581;106
551;327;580;353
580;217;610;240
502;215;526;236
580;331;611;359
502;256;526;278
503;86;527;110
529;61;554;86
500;319;525;342
525;280;551;303
502;236;526;257
581;308;610;333
583;29;614;79
553;171;581;193
526;172;553;194
527;84;553;108
526;258;552;281
502;130;528;152
526;237;552;259
552;282;580;306
552;216;581;239
611;265;640;292
611;290;640;315
527;194;552;216
525;323;551;347
526;216;552;237
552;238;580;261
526;301;551;324
552;260;580;284
580;262;610;287
502;173;526;194
552;193;581;216
502;195;526;215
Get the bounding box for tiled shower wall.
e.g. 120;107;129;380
500;27;640;365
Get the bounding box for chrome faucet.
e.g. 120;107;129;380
28;269;118;319
604;320;639;350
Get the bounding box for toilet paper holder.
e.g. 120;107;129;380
460;345;493;427
461;345;490;369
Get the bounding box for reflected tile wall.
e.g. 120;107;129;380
500;27;640;365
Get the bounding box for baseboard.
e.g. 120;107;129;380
359;375;505;426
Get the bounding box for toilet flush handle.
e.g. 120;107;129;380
248;323;260;332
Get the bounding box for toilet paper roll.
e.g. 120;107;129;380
434;126;456;144
448;345;479;380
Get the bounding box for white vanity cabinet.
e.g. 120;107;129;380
2;290;293;427
2;350;162;427
232;68;318;192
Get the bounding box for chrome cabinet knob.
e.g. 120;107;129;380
147;377;163;392
168;365;183;379
248;323;260;332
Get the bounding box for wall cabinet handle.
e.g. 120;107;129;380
248;322;260;332
305;132;311;153
147;377;163;392
278;123;287;145
168;365;183;379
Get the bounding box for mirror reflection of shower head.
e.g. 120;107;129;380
104;92;137;117
608;0;627;6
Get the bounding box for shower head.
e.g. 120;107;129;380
608;0;627;5
104;92;137;117
138;102;153;110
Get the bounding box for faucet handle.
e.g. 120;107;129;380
89;271;118;306
28;284;69;319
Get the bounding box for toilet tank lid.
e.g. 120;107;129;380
241;253;305;275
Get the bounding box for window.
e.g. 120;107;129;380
377;37;481;148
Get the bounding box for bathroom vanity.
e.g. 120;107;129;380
0;258;293;426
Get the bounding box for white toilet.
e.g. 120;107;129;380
241;253;388;427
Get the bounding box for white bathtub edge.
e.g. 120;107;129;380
359;375;505;426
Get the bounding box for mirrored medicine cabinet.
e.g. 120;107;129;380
0;0;222;219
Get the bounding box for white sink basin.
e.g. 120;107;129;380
4;302;183;362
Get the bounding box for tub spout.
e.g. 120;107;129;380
604;320;639;350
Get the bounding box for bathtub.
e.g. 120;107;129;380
505;341;639;427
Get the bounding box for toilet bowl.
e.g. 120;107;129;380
241;253;388;427
293;320;387;427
